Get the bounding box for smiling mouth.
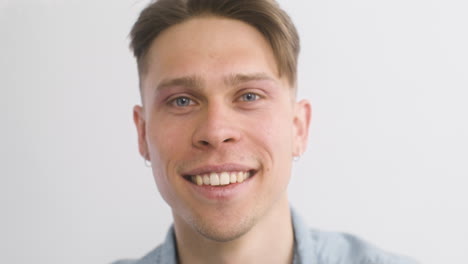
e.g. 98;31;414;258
183;170;256;186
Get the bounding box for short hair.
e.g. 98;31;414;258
130;0;300;87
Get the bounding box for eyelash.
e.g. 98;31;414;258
170;96;194;107
167;91;263;108
239;92;260;102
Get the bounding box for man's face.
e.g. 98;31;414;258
134;16;310;242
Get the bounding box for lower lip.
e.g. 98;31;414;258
185;174;255;202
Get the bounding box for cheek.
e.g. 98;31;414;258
249;114;293;199
247;108;294;166
147;120;190;206
146;118;187;181
147;117;189;159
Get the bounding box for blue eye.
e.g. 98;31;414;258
173;97;192;107
241;93;258;102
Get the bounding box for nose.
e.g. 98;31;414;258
192;102;241;149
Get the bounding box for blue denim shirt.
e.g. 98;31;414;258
112;209;418;264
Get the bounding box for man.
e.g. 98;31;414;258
114;0;417;263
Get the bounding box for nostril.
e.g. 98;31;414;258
200;140;209;146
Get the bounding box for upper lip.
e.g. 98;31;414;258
181;163;255;176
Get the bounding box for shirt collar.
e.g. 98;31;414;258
291;207;318;264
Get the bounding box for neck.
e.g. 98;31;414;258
173;197;294;264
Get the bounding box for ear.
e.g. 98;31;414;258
133;105;150;160
292;99;312;157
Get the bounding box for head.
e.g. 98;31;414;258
131;0;311;242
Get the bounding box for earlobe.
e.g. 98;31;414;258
133;105;149;159
292;99;312;157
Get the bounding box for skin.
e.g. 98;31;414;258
133;16;311;264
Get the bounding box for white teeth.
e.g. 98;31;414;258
230;172;237;183
237;172;244;183
195;175;203;186
190;171;253;186
220;172;230;185
203;174;210;185
210;172;220;186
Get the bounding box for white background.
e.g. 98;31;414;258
1;0;467;263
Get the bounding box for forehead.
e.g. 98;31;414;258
141;16;283;89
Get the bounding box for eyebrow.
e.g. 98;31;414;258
156;75;204;92
155;72;276;92
224;72;276;86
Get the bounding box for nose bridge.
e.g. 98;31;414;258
192;99;239;148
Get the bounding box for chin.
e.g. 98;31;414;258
192;215;255;242
182;206;256;242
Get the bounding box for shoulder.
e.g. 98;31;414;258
110;244;164;264
110;260;137;264
310;229;418;264
110;225;178;264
